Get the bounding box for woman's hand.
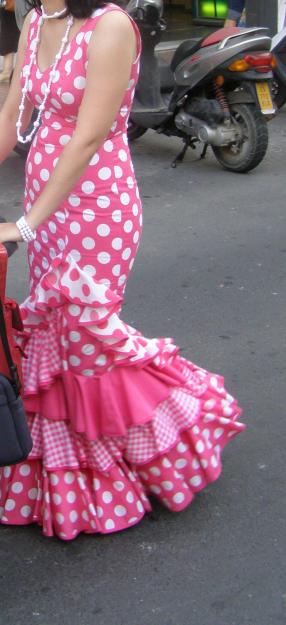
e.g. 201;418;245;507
0;222;22;243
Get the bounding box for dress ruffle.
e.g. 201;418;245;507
0;255;245;539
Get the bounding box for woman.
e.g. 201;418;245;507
0;4;19;82
0;0;244;540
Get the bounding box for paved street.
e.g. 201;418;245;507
0;104;285;625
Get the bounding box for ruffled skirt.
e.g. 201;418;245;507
0;255;244;540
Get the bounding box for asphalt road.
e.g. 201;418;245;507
0;109;285;625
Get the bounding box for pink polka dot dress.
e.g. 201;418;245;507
0;4;245;540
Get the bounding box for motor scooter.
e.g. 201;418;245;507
271;26;286;109
127;0;276;173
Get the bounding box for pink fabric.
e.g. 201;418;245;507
0;4;245;540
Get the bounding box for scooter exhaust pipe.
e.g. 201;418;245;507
175;112;237;147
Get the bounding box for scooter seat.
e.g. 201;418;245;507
170;38;204;72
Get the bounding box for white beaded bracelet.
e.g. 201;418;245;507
16;216;36;242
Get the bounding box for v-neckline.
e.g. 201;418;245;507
35;15;90;75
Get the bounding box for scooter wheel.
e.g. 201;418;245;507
271;75;286;110
127;120;147;142
212;104;268;174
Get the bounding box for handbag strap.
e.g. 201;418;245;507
0;298;21;396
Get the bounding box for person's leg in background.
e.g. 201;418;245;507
0;8;19;82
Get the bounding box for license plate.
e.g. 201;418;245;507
256;82;275;114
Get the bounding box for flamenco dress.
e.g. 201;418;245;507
0;5;245;540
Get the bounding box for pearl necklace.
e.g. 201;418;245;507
41;7;68;19
16;12;74;144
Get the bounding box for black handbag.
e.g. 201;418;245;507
0;240;33;467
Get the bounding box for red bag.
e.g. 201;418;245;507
0;243;24;394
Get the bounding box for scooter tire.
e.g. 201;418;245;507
272;74;286;110
127;120;147;142
212;104;268;174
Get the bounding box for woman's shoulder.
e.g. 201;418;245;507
89;3;130;22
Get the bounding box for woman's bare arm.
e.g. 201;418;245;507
0;12;34;164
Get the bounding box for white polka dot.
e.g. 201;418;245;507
67;490;76;504
97;196;110;209
96;506;103;518
114;165;123;179
118;149;127;162
50;98;61;109
34;152;42;165
112;237;122;251
74;76;86;90
69;510;78;522
112;210;121;223
128;516;139;524
172;492;185;504
97;224;110;237
97;252;110;264
12;482;23;494
74;47;83;60
68;305;80;317
56;512;65;525
20;464;31;477
122;247;131;261
89;153;99;166
211;455;218;468
45;144;55;155
33;179;40;192
5;499;15;511
124;220;133;233
93;478;101;491
118;274;127;287
83;264;96;277
98;167;111;180
113;480;124;491
177;442;188;453
175;459;187;469
150;485;161;495
114;505;127;517
52;494;62;505
82;237;95;250
82;209;95;222
103;140;113;152
120;193;130;206
126;491;134;503
162;458;172;469
48;221;57;234
105;519;115;530
68;195;81;207
82;181;95;195
82;509;89;521
190;475;202;487
133;231;140;244
81;343;95;356
70;221;81;235
59;134;71;146
149;466;161;476
203;413;216;422
40;126;48;139
195;441;205;454
112;264;121;277
214;428;224;439
192;459;200;470
64;471;75;484
204;399;216;410
95;354;107;366
137;501;144;513
69;331;80;343
50;473;59;485
102;491;113;504
28;488;37;500
161;480;174;491
69;355;81;367
21;505;32;518
62;92;74;104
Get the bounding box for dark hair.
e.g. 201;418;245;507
27;0;124;19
